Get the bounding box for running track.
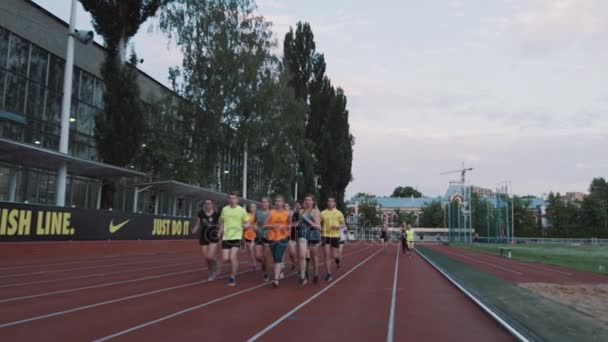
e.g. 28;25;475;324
0;241;514;341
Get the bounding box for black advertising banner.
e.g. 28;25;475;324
0;202;196;241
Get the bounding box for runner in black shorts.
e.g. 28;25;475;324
192;199;221;280
298;194;322;284
380;224;389;244
320;197;346;282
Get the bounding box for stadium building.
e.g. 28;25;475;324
0;0;260;216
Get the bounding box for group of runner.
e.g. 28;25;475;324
192;192;346;288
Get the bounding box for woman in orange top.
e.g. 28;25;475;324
263;195;291;288
244;203;258;272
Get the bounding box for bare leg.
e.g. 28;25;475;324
254;243;266;274
298;240;307;280
324;244;332;275
230;247;239;277
288;240;298;271
309;244;319;278
247;241;256;270
207;243;219;276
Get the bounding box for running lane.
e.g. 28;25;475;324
91;244;379;341
394;249;514;341
252;244;398;341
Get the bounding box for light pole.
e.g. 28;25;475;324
293;166;303;202
55;0;93;206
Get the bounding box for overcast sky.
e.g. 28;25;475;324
34;0;608;198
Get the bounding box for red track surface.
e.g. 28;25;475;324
425;244;608;285
0;241;513;341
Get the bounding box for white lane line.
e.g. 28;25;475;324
0;274;221;328
386;245;400;342
0;255;196;279
246;246;385;342
0;260;198;289
93;282;270;342
416;248;530;342
438;248;523;276
0;246;371;329
92;246;373;342
0;252;184;272
0;262;208;303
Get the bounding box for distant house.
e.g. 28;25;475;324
346;196;441;227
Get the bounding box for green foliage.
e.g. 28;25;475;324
354;192;375;198
79;0;163;57
391;186;422;198
358;199;381;227
421;201;444;227
282;22;353;210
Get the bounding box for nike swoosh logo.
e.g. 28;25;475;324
109;219;130;233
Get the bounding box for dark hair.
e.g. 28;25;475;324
327;197;336;202
275;195;285;202
260;196;269;202
304;194;315;201
200;199;213;206
228;191;238;197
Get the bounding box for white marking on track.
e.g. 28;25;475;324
246;246;385;342
386;245;400;342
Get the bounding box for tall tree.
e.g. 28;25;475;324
159;0;277;190
391;186;422;198
79;0;164;61
80;0;164;208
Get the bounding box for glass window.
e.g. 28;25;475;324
8;34;29;76
28;44;48;84
0;27;8;68
80;71;94;104
4;72;26;115
93;78;105;109
45;90;61;124
26;82;45;119
0;120;23;140
0;167;9;201
77;102;95;136
48;54;64;92
0;69;4;108
72;66;80;99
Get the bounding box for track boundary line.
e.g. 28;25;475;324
415;247;530;342
386;245;399;342
246;246;385;342
0;246;372;329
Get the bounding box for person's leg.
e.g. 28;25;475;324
336;241;344;269
247;240;256;271
230;245;240;277
324;241;332;277
200;244;210;268
288;240;298;271
309;243;320;283
207;243;220;276
297;239;308;282
221;242;230;272
254;241;266;274
402;239;406;254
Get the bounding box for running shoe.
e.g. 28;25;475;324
272;280;280;288
207;273;216;281
313;275;319;284
337;262;342;270
325;274;333;282
227;276;236;286
279;272;285;279
299;276;308;286
263;273;270;282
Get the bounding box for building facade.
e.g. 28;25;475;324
0;0;262;213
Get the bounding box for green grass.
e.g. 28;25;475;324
417;245;608;342
451;243;608;275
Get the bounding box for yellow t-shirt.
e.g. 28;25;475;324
405;229;414;242
220;205;249;240
320;209;345;238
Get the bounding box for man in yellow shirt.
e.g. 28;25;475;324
220;192;250;286
320;197;345;282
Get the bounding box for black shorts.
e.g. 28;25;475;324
222;239;241;249
199;229;220;246
339;240;346;245
322;237;340;248
254;237;267;246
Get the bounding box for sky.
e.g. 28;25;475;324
33;0;608;198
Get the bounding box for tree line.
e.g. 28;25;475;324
79;0;353;210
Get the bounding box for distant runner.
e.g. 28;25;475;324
298;194;322;285
264;195;291;288
254;197;271;281
244;203;258;271
404;224;414;256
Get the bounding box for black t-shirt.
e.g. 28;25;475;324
198;210;220;233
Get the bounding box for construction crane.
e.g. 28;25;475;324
440;164;473;183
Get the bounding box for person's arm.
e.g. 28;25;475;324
218;210;224;238
242;211;250;228
192;216;201;234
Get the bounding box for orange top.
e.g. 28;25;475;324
265;209;290;241
244;212;256;241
